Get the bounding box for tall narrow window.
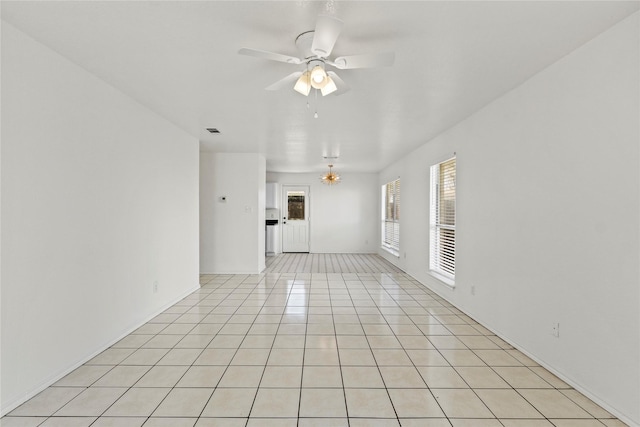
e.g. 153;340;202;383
381;179;400;255
430;157;456;281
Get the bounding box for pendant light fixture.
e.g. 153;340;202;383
320;164;341;185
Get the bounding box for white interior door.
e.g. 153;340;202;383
282;185;310;253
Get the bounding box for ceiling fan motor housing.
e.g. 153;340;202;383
295;30;318;59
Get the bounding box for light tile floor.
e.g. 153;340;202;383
2;271;628;426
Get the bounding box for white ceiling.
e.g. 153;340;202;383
2;1;638;173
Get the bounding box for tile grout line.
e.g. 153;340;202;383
354;273;403;424
233;273;289;424
333;273;351;427
296;273;310;426
151;274;252;424
82;274;231;426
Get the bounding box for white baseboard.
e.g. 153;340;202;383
0;283;200;416
415;277;638;427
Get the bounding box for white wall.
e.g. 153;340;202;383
379;13;640;425
200;152;266;273
0;23;200;414
266;172;378;253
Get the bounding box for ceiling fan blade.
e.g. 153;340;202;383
311;15;344;57
238;48;302;65
331;52;395;69
326;71;350;95
265;72;303;91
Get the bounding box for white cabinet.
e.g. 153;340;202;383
266;182;279;209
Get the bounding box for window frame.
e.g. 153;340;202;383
381;178;400;256
429;156;456;285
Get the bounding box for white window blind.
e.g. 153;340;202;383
430;157;456;280
381;179;400;253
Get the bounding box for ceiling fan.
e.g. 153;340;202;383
238;15;394;96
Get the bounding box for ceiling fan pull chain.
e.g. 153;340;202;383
314;89;319;118
307;64;311;110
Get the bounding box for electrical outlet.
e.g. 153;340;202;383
552;322;560;338
471;285;476;295
153;281;158;293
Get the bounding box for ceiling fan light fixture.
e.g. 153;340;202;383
320;76;337;96
294;71;311;96
310;65;328;89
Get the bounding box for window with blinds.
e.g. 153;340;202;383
430;157;456;281
381;179;400;254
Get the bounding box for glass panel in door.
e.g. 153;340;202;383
287;191;306;220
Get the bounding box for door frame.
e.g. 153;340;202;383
281;184;311;253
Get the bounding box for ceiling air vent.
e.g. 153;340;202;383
206;128;220;134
